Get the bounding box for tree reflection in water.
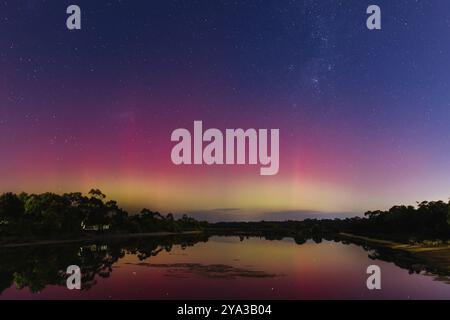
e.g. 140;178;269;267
0;233;449;294
0;234;209;294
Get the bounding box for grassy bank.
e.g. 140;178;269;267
340;232;450;274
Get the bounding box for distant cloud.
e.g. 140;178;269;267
180;209;359;222
257;210;357;221
210;208;240;212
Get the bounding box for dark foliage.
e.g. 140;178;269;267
342;200;450;241
0;189;206;240
207;201;450;243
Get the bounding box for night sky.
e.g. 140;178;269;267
1;0;449;220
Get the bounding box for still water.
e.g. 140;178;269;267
1;235;449;299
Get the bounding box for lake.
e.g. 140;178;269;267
1;235;449;299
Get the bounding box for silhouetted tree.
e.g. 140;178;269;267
0;192;24;222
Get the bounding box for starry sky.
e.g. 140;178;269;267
1;0;449;221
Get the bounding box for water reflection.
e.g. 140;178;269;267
0;233;449;298
127;263;278;279
0;234;209;294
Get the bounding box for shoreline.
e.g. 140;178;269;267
339;232;450;273
3;231;450;275
0;231;203;248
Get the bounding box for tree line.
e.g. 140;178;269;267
0;189;207;239
207;201;450;243
342;200;450;242
1;189;449;243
